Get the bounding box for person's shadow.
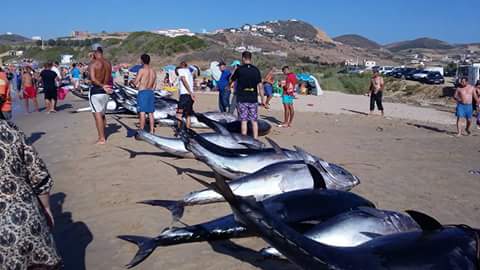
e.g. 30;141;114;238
26;132;46;145
55;104;74;112
208;240;298;270
50;193;93;270
260;115;283;125
105;123;122;139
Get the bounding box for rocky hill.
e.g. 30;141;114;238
385;37;454;52
0;34;31;45
258;20;333;43
333;34;381;50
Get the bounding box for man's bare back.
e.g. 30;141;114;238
136;67;156;90
455;85;475;104
90;59;112;86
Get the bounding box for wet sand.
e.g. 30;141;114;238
12;91;480;270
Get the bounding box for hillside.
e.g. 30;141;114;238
19;32;207;64
333;34;381;50
0;34;31;45
385;37;454;52
259;20;333;43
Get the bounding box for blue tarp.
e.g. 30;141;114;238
296;73;314;82
129;64;143;73
163;65;176;72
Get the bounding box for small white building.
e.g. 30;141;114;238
242;24;251;31
294;35;305;42
32;36;42;41
152;28;195;38
61;54;74;64
364;60;377;69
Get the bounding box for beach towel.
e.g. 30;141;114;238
57;87;69;100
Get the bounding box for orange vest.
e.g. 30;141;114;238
0;73;12;112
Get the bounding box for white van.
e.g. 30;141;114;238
425;66;444;76
468;65;480;85
378;66;394;75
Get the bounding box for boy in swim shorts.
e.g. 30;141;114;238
279;66;297;128
133;54;156;133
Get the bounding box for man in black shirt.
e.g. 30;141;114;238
230;51;262;138
39;63;59;113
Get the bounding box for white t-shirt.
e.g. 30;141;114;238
51;66;61;79
177;68;193;95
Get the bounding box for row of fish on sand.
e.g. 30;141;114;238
86;84;480;269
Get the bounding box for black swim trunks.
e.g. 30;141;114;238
177;94;194;116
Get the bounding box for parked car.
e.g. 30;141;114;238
423;72;445;84
405;69;422;80
412;70;430;81
386;67;402;77
341;67;365;74
378;66;394;75
392;68;416;79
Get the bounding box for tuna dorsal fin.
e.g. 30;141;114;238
238;142;262;150
306;164;327;189
405;210;442;231
265;137;284;155
210;121;230;136
194;112;217;130
293;146;317;164
185;173;215;190
359;232;384;239
357;207;385;218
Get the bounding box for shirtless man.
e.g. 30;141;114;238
369;70;384;116
454;77;478;136
22;66;39;113
475;81;480;129
132;54;156;133
88;46;113;145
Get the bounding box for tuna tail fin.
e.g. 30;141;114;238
260;247;285;260
117;235;157;268
138;200;185;223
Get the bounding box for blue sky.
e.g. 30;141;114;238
2;0;479;44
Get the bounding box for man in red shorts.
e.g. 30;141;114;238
21;66;39;113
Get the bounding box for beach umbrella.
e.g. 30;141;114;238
129;64;143;73
230;60;241;67
209;61;221;81
163;65;176;72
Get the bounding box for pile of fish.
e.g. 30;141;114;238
117;101;479;269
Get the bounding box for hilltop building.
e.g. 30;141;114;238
152;29;195;38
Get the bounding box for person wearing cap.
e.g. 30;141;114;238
216;61;232;112
88;46;113;145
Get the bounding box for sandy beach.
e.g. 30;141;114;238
12;91;480;270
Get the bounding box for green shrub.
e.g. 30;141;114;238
119;32;207;56
320;77;345;91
